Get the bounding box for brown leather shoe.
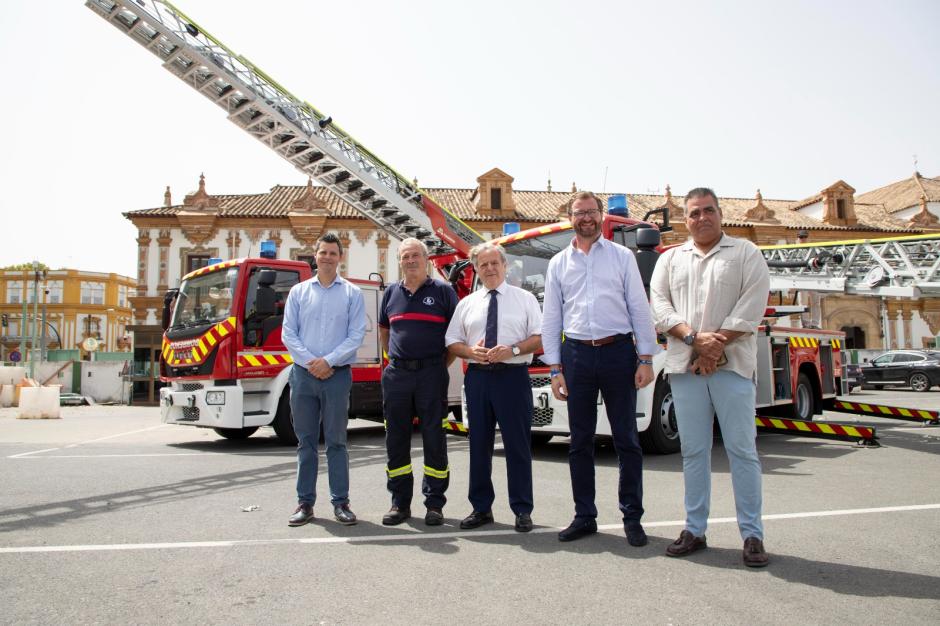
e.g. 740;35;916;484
742;537;769;568
665;530;707;557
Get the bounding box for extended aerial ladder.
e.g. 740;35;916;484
85;0;483;266
762;233;940;297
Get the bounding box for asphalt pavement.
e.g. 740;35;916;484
1;388;938;624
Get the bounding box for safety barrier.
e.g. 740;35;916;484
756;416;879;446
830;400;939;425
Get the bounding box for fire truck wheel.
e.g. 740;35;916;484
213;426;259;440
272;391;299;446
639;376;681;455
792;372;814;420
909;372;931;392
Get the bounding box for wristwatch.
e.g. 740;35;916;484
511;345;521;357
682;332;697;346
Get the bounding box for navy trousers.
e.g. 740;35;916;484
382;362;449;509
464;365;534;515
561;339;644;522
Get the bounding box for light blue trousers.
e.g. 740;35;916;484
670;370;764;540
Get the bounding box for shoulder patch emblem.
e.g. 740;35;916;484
422;296;435;306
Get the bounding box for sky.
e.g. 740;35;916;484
1;0;938;277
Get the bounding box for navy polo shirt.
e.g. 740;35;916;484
379;277;458;360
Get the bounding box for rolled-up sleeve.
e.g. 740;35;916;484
540;257;563;364
719;243;770;334
650;248;686;333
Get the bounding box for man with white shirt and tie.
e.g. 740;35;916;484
446;243;542;532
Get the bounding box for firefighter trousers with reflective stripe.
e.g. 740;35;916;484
382;362;450;509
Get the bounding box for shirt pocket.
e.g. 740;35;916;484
668;257;691;291
712;258;742;292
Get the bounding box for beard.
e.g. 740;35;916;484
575;220;600;238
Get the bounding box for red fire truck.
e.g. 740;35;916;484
158;256;384;444
93;1;940;452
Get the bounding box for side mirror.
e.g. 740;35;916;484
636;227;661;249
161;289;179;331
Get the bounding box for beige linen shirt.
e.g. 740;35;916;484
650;233;770;380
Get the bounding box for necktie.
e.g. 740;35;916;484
484;290;498;348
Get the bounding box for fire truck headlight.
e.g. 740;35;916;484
205;391;226;405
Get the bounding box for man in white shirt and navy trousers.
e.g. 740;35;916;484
446;243;542;532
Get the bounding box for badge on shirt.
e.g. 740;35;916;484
423;296;435;306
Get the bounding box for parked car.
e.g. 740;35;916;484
843;363;863;392
859;350;940;392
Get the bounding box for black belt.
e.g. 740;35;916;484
332;364;350;371
389;356;444;371
467;362;528;371
569;333;632;347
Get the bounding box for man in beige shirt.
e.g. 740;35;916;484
650;187;771;568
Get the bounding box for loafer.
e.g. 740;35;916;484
382;506;411;526
625;522;648;547
288;504;314;527
514;513;533;533
425;508;444;526
459;510;494;529
743;537;769;568
665;530;707;557
558;518;597;542
333;504;357;526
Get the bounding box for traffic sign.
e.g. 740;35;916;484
9;350;21;362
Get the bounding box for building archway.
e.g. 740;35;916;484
826;306;881;350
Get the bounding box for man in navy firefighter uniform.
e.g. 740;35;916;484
379;238;459;526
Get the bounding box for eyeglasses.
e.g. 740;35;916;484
571;209;601;218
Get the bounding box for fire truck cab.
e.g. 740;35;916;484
158;256;384;444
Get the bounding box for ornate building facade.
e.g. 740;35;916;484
125;169;940;400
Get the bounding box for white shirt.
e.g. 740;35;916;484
650;233;770;379
541;235;659;365
445;280;542;365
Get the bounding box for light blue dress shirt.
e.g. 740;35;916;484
282;274;366;368
541;235;659;365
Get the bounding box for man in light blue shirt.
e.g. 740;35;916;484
282;233;366;527
542;191;658;546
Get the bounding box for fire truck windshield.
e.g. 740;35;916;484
498;229;573;303
170;267;238;329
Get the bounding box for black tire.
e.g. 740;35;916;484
272;390;298;446
531;432;554;446
639;376;681;455
791;372;814;420
213;426;259;440
909;372;931;393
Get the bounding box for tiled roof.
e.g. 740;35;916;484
855;172;940;214
126;181;922;233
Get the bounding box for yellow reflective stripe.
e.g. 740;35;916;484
206;333;217;347
386;464;412;478
423;465;449;479
264;354;280;365
244;355;262;367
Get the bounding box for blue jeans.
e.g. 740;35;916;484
670;370;763;540
290;364;353;507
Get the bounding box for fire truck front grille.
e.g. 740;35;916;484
532;407;553;426
181;407;200;421
530;376;551;389
179;383;204;392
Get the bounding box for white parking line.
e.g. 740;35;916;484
1;503;936;555
8;442;458;460
6;425;172;459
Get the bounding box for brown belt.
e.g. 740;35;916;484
569;333;631;347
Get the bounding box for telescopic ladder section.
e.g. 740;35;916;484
762;233;940;297
85;0;482;258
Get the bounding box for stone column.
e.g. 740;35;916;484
136;230;152;296
157;229;172;292
885;300;901;350
338;231;351;277
376;233;390;282
900;306;914;350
